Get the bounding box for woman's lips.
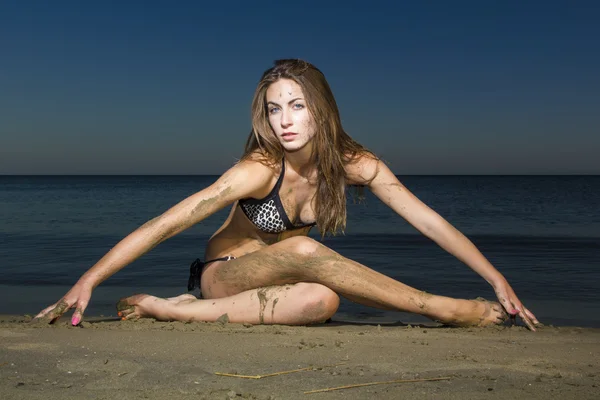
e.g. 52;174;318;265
281;132;297;141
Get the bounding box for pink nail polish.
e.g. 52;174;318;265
71;316;80;325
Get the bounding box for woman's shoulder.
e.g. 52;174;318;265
222;151;281;199
344;150;382;186
230;151;278;178
238;150;281;175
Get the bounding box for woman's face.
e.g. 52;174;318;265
266;79;316;153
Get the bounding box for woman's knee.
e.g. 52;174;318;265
296;283;339;323
281;236;324;257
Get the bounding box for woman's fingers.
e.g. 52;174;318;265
496;288;539;331
47;299;73;323
33;303;58;320
38;299;73;324
512;301;538;331
33;298;83;324
524;307;539;324
497;293;517;315
518;308;537;331
33;285;93;325
71;300;88;326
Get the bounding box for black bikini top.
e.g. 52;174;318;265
239;159;316;234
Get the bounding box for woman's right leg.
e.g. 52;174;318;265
117;282;340;325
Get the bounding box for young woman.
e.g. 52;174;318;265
35;59;539;331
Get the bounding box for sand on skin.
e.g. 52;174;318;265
1;315;599;400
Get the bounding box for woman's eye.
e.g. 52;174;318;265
293;103;304;110
268;107;280;114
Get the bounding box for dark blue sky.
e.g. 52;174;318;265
1;1;598;174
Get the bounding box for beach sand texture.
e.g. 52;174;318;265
1;315;598;399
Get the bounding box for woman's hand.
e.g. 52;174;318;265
33;281;93;326
493;279;539;331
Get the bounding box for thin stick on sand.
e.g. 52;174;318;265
304;376;452;394
215;362;346;380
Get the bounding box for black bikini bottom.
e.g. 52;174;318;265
187;256;236;293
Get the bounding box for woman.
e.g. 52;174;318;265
35;59;539;331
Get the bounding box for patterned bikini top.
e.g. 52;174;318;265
239;159;316;234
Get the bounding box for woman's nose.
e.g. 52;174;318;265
280;109;292;127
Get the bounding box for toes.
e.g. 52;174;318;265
117;305;135;316
524;308;539;324
494;309;508;324
123;311;139;321
116;297;139;320
117;306;139;321
492;304;509;321
116;298;133;312
118;307;135;318
116;294;149;311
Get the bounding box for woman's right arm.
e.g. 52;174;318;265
33;159;272;325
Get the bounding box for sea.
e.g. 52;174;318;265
1;175;599;328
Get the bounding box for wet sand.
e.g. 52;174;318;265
1;315;599;399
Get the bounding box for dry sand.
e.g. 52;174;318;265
1;315;599;399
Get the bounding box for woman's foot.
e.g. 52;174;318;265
166;293;197;304
116;293;197;321
436;297;509;327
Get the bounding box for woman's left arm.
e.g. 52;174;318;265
360;158;539;330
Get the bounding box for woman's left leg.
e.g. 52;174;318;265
202;236;508;327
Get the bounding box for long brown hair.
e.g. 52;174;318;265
242;59;377;236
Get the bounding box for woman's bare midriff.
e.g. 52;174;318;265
204;204;311;259
200;203;312;297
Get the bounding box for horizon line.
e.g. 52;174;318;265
2;173;599;177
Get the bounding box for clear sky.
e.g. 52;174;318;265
1;1;598;175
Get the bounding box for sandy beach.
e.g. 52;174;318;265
1;315;598;399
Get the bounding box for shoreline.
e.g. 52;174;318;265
1;315;599;399
3;283;600;330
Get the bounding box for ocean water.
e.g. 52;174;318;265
1;175;599;328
